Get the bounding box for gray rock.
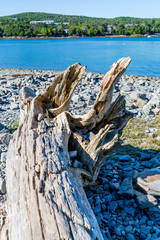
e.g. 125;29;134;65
10;102;19;110
121;85;132;92
108;201;118;211
69;151;77;159
136;98;147;108
139;215;148;224
105;194;112;203
72;160;83;168
118;178;134;197
124;206;135;216
150;155;160;166
125;225;133;233
125;233;136;240
140;152;151;160
0;123;6;131
149;128;158;133
136;168;160;196
1;151;7;163
109;182;120;191
124;170;138;179
142;105;151;115
139;233;147;240
137;194;157;209
94;196;101;215
0;133;13;145
0;128;10;134
71;95;79;102
118;155;132;161
44;120;55;127
37;113;44;121
129;92;140;101
148;133;156;138
147;206;160;224
0;178;6;194
114;227;122;236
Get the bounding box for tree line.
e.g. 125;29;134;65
0;13;160;37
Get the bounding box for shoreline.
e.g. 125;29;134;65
0;68;160;80
0;34;160;40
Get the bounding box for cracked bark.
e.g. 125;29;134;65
1;58;132;240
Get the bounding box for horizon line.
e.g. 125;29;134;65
0;11;159;20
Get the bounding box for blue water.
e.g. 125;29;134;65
0;37;160;77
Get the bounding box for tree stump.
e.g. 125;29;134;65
1;58;132;240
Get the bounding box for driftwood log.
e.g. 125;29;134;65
1;57;132;240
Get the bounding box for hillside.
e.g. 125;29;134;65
1;12;159;24
0;12;160;37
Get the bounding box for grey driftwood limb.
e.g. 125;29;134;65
0;57;132;240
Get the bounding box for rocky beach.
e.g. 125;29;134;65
0;68;160;239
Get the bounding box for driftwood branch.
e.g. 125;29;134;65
1;57;132;240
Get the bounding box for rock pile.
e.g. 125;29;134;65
0;69;160;239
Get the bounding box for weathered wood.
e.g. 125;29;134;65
1;58;132;240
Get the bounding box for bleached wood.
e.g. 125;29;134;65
1;58;132;240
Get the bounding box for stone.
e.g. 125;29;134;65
148;133;155;138
118;178;134;197
125;225;133;233
0;123;6;132
124;206;135;216
118;154;132;161
105;194;112;203
44;119;55;127
72;160;83;168
140;152;151;161
37;113;44;121
109;182;120;191
114;227;122;236
124;170;138;179
153;108;160;115
149;156;160;167
69;150;77;159
149;128;158;133
0;178;6;194
136;194;157;209
121;85;132;92
10;102;19;110
0;133;13;145
0;128;10;134
71;95;79;102
148;94;160;108
129;92;139;101
125;233;136;240
1;151;7;163
136;168;160;196
117;200;125;208
142;105;151;115
108;201;118;211
139;233;147;240
136;98;147;108
147;206;160;224
93;197;101;215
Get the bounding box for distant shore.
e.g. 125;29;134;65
0;34;160;40
0;68;160;80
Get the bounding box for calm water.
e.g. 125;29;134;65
0;37;160;77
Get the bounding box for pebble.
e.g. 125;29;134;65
118;178;134;197
1;152;7;163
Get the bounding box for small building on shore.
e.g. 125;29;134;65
30;20;58;25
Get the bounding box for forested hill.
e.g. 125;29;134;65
0;12;160;37
2;12;160;24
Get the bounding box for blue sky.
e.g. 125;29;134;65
1;0;160;18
